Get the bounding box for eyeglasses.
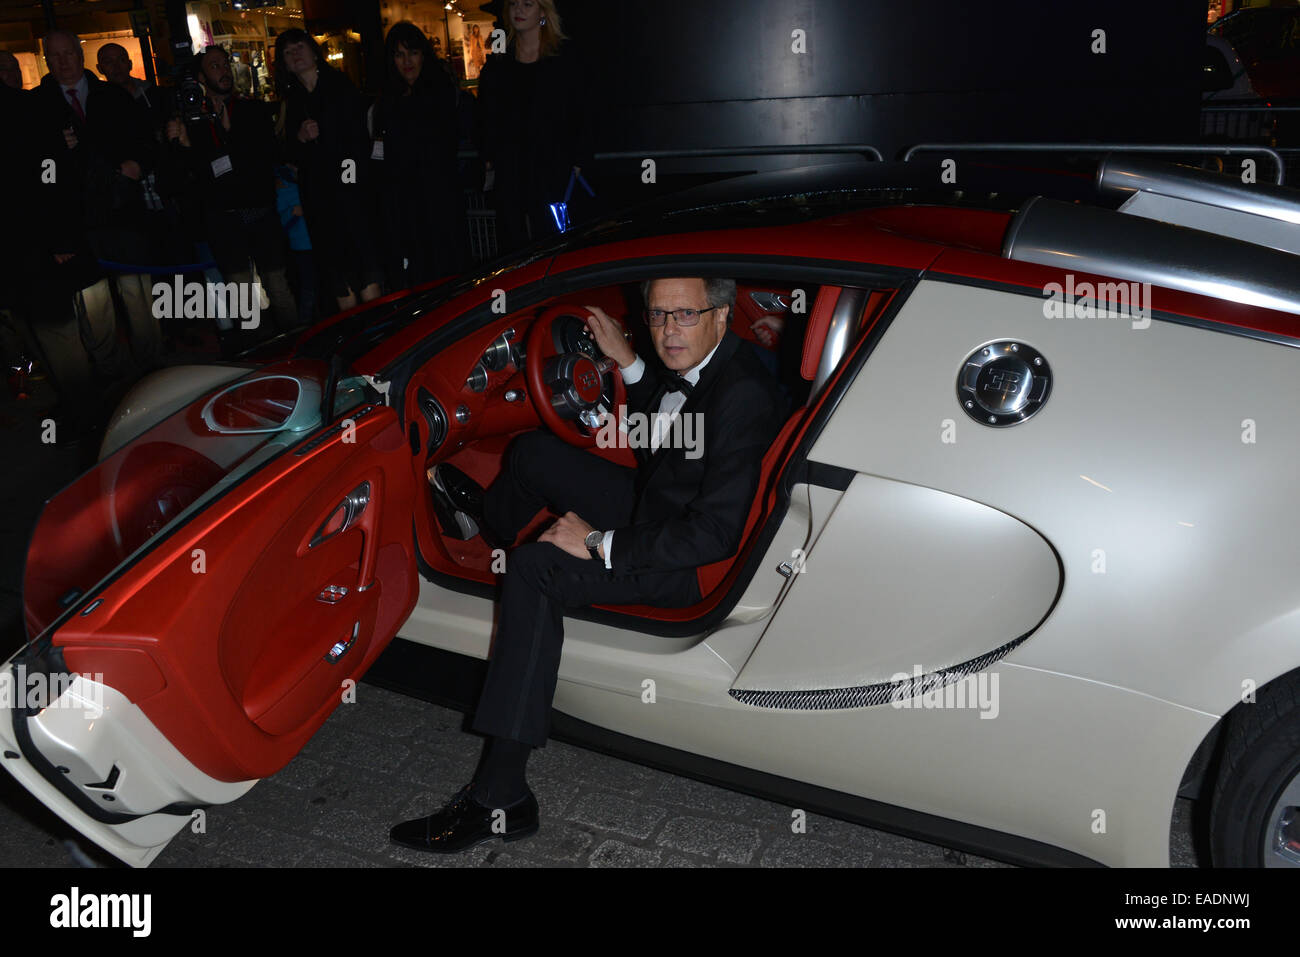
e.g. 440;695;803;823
645;306;719;328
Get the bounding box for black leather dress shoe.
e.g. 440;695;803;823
430;464;511;548
433;464;486;520
389;786;539;853
428;470;480;541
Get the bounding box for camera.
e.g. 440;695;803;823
177;73;205;125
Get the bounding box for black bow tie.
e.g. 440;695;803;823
662;372;694;396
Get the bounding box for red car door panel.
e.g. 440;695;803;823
46;403;418;783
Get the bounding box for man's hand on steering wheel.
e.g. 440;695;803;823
539;511;600;560
584;306;636;369
526;303;631;449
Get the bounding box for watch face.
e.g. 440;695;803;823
585;530;603;548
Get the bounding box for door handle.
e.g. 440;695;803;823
324;621;360;664
308;481;371;549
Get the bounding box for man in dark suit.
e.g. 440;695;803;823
391;276;786;853
29;29;160;412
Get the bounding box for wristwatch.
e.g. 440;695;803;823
584;529;603;561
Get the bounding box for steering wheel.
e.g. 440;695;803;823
525;304;628;448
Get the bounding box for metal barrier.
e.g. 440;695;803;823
901;142;1287;185
592;144;885;162
1199;104;1299;141
457;144;886;163
464;188;498;263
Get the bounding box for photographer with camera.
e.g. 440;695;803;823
165;45;298;350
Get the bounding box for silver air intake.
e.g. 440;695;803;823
1097;155;1300;256
1002;196;1300;316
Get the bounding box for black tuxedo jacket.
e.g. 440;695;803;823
612;330;787;576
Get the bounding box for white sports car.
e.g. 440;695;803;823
3;158;1298;868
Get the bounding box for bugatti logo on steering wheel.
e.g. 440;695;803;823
579;371;598;391
957;341;1051;427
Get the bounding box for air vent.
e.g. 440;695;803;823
417;388;448;452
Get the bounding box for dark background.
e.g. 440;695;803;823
553;0;1205;171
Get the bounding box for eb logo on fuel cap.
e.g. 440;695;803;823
957;341;1051;427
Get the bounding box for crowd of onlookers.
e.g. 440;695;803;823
0;0;591;438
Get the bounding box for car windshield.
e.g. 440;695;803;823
21;360;375;645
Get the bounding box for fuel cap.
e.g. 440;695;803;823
957;341;1051;427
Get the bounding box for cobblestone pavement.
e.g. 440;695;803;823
0;681;1203;868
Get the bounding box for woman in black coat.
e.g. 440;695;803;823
477;0;593;253
373;21;468;290
275;29;383;311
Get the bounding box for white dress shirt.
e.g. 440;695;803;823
600;338;724;569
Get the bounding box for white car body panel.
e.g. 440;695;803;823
0;673;255;866
555;661;1215;867
811;278;1300;715
733;474;1061;691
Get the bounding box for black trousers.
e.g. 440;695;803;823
471;432;701;747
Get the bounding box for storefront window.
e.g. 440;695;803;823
378;0;494;89
186;0;307;98
23;30;150;90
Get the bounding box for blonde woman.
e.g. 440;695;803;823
477;0;593;251
466;23;486;78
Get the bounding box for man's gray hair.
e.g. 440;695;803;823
641;277;737;313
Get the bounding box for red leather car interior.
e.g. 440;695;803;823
412;281;890;625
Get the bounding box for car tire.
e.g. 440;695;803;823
1209;670;1300;867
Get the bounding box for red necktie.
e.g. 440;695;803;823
66;87;85;122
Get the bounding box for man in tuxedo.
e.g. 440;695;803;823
390;276;786;852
